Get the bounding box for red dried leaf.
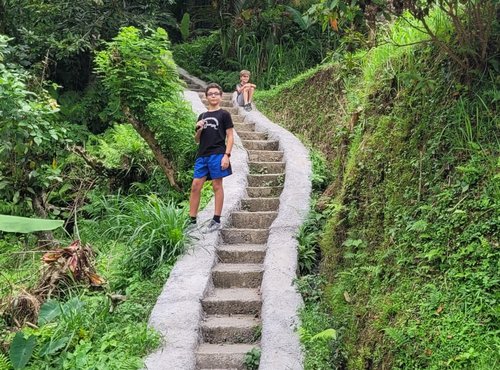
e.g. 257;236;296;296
88;273;105;286
42;250;63;263
330;17;338;31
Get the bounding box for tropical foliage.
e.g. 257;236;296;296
1;0;498;369
257;5;499;369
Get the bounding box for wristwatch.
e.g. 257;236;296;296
225;152;231;157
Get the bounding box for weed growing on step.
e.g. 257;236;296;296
244;347;261;370
252;324;262;342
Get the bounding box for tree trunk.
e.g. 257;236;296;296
32;192;55;247
122;106;182;192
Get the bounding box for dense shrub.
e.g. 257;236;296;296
259;9;499;369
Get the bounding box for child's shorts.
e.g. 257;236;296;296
236;93;245;106
194;153;232;180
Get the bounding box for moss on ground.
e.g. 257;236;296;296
256;17;499;370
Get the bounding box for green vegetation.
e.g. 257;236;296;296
244;347;261;370
0;13;198;369
1;1;498;369
258;6;499;370
172;1;338;90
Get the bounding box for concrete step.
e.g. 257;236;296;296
221;228;269;244
247;186;283;198
247;173;284;187
212;263;263;288
242;140;279;151
232;119;246;127
217;244;266;263
237;131;267;140
231;211;277;229
201;315;260;344
197;343;257;370
202;288;261;315
225;107;238;115
249;161;285;174
241;198;280;212
248;150;283;162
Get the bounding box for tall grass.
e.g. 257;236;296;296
100;194;190;277
359;9;450;96
235;31;327;88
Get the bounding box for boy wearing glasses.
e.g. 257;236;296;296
189;83;234;232
236;70;256;112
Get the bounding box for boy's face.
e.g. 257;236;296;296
206;88;222;104
240;74;250;83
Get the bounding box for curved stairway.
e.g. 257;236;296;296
191;87;284;369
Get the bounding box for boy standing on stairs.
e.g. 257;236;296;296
189;83;234;232
236;70;256;112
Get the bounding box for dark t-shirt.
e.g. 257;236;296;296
197;109;234;158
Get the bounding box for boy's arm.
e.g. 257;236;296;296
194;119;204;143
225;128;234;154
221;128;234;170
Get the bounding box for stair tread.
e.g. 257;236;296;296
202;315;260;328
248;149;283;152
232;210;277;215
197;343;257;354
242;139;278;143
212;263;263;272
203;288;261;302
249;161;285;165
218;244;266;250
221;228;269;233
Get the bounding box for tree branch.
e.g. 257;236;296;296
122;106;182;192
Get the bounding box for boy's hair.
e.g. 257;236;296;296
240;70;251;77
205;83;223;96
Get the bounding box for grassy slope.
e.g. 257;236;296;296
256;16;499;370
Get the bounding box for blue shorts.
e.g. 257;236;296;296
194;153;232;180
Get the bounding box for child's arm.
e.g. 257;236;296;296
194;118;204;143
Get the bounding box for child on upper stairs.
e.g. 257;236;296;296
235;70;256;112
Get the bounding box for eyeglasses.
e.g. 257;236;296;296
206;92;221;97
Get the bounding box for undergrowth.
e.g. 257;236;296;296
0;193;194;369
260;10;499;370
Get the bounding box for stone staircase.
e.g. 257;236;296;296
192;88;284;369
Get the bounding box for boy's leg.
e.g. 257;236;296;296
248;87;255;103
212;178;224;218
243;90;249;105
203;178;223;233
202;154;232;233
189;177;207;218
237;93;245;106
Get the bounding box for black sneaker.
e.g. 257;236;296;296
244;103;252;111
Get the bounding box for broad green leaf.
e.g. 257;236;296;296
39;337;69;357
311;328;337;341
9;332;36;369
285;6;311;30
180;12;190;41
38;299;62;325
0;215;64;233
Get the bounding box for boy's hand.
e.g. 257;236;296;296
221;155;230;170
195;120;205;131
